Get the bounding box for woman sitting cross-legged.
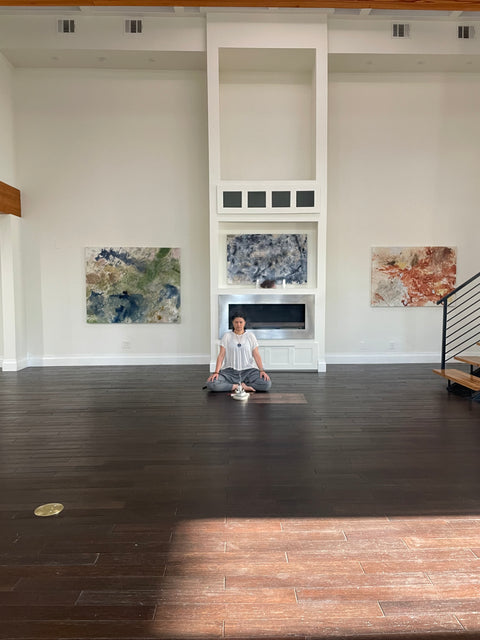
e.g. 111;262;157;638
206;314;272;393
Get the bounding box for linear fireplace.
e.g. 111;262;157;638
218;294;315;340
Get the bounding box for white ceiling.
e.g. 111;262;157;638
1;6;480;71
2;49;207;70
329;53;480;72
219;48;316;73
0;5;478;18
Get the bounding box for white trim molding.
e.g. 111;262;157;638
26;354;210;368
326;352;440;365
1;357;29;371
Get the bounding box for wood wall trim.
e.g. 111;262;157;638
2;0;480;10
0;182;21;218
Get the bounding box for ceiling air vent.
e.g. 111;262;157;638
392;23;410;38
125;19;143;34
57;19;75;34
458;25;474;39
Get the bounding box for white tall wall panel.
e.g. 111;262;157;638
0;246;3;361
220;70;315;180
0;53;16;186
327;72;480;362
0;52;17;364
14;68;210;364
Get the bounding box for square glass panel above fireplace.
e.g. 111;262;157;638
223;191;242;208
272;191;291;207
296;190;315;207
247;191;266;208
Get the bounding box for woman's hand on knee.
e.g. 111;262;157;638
207;372;219;382
260;370;270;381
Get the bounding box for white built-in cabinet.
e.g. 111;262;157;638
207;16;328;371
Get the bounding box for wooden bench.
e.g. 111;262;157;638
433;368;480;391
454;355;480;368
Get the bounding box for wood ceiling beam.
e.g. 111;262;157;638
0;182;21;218
1;0;480;10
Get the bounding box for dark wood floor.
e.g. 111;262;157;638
1;364;480;639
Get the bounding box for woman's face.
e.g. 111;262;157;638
232;317;246;333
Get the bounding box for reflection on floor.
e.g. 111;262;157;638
247;393;307;403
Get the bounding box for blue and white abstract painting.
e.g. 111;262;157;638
86;247;181;324
226;234;307;285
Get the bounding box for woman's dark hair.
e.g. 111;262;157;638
260;279;276;289
230;312;247;326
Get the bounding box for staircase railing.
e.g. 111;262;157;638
437;271;480;369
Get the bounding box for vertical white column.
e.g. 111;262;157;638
206;18;221;371
0;214;27;371
205;15;328;371
315;25;328;373
0;52;27;371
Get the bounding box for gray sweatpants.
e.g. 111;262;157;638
206;367;272;392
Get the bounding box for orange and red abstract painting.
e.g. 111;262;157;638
371;246;457;307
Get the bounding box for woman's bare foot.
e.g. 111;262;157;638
242;383;256;393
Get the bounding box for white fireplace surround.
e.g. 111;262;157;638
218;294;315;340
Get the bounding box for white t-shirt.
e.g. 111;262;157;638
220;331;259;371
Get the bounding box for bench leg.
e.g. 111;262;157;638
447;382;475;397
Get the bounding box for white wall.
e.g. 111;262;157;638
0;53;15;185
14;68;210;365
0;52;16;363
0;215;27;370
327;72;480;363
11;63;480;367
219;70;314;180
0;227;3;362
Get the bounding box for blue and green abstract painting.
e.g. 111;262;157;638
86;247;181;324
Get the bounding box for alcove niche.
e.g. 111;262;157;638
219;48;316;181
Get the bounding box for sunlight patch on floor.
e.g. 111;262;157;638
150;516;480;638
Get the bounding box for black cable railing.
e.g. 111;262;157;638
437;271;480;369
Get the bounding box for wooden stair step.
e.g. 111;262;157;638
433;368;480;391
454;355;480;367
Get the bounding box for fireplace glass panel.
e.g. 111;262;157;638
229;304;305;330
218;294;314;340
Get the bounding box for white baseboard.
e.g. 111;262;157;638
1;357;29;372
27;354;210;367
1;352;445;371
326;352;440;365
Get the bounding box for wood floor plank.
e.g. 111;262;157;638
0;621;178;639
404;535;480;548
297;583;480;602
78;586;297;605
361;558;480;574
153;600;384;620
0;553;99;566
0;604;156;620
0;591;81;605
224;613;464;636
380;598;480;615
